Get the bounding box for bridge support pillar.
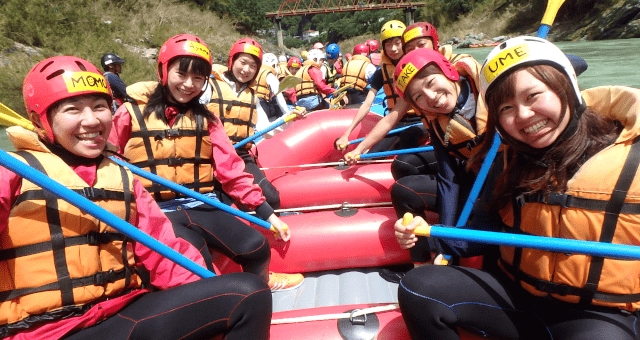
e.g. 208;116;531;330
404;6;416;25
274;17;284;48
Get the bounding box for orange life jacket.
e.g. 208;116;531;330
276;62;291;81
294;60;322;97
255;65;277;101
207;73;258;150
123;82;216;201
341;55;370;92
498;86;640;311
0;127;142;330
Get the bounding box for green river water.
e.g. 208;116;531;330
1;38;640;152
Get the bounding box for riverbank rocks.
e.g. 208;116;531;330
588;0;640;40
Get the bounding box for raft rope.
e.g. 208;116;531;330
259;159;393;170
246;201;393;214
271;303;399;325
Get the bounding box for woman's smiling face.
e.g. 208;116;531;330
49;94;112;158
497;68;570;149
406;66;459;115
166;60;206;104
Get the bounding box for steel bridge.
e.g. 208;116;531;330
267;0;424;47
266;0;424;18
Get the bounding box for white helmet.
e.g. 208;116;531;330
279;55;287;63
480;36;582;106
263;53;278;70
308;49;325;63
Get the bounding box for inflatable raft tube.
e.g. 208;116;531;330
212;207;438;274
255;109;383;179
271;162;394;209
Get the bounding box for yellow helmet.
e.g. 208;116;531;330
301;50;308;60
380;20;406;42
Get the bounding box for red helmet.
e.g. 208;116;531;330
345;53;353;61
366;39;380;53
158;34;212;86
401;22;439;52
353;44;369;56
393;49;458;100
287;57;301;69
228;38;263;75
23;56;113;143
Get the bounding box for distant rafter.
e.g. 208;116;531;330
266;0;424;18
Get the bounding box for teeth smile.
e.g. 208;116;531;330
524;119;549;134
433;95;446;108
77;132;100;140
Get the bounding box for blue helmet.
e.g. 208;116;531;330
326;44;340;59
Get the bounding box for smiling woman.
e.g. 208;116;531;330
395;36;640;340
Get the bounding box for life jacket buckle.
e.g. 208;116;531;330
515;194;526;207
167;157;184;166
86;231;99;245
93;269;116;285
83;187;106;200
547;192;570;208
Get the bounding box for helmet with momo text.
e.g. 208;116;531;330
23;56;113;143
157;34;212;86
393;48;458;100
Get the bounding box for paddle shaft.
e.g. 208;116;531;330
108;156;273;230
0;149;215;278
414;224;640;261
234;113;296;149
348;122;423;146
357;146;433;160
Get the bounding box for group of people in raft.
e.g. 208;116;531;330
1;15;639;340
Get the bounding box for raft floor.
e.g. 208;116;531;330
272;267;401;312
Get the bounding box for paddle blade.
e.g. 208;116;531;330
541;0;566;26
0;102;25;120
275;76;302;96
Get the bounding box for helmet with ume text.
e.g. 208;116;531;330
23;56;113;143
380;20;406;42
401;22;439;52
479;36;582;106
393;48;458;100
158;34;212;86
